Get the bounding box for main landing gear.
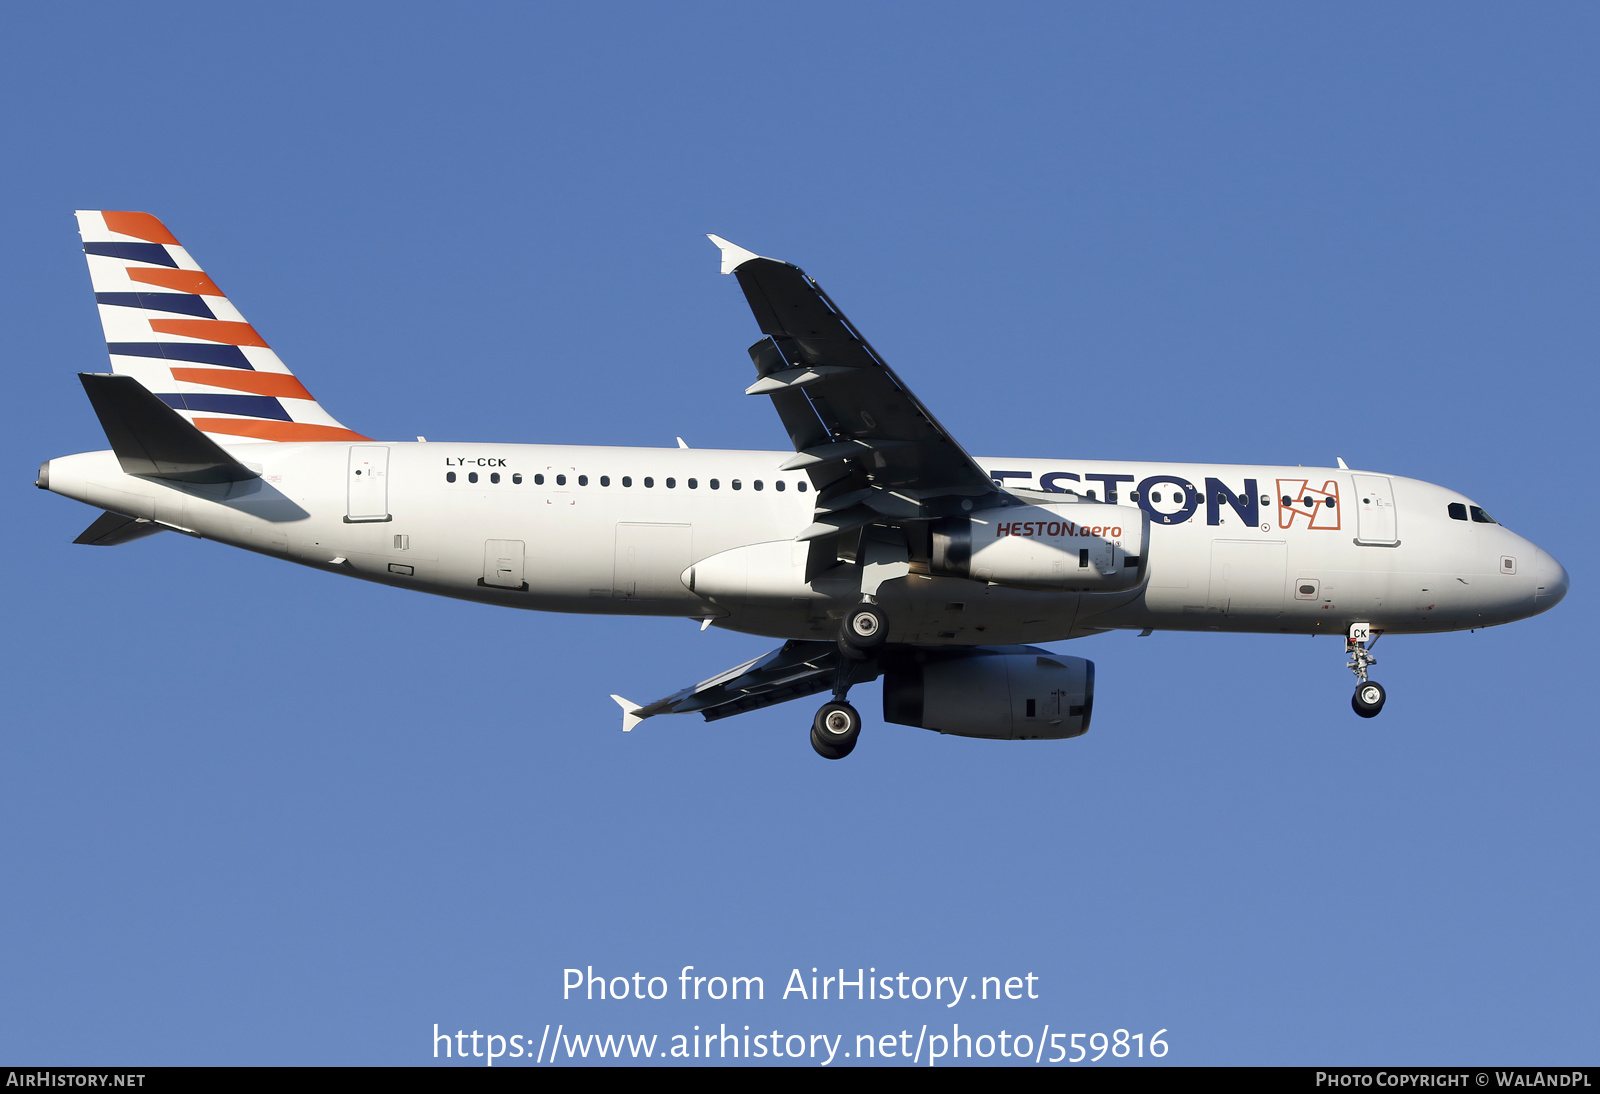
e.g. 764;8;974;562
811;629;876;760
839;601;888;656
1346;623;1386;718
811;700;862;760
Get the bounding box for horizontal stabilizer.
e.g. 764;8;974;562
73;510;167;546
610;694;646;732
79;373;258;483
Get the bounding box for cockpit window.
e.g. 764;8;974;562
1470;505;1497;525
1448;503;1468;521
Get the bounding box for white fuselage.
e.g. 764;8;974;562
42;440;1568;645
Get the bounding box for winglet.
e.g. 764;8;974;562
706;234;761;275
1336;457;1350;470
610;695;646;732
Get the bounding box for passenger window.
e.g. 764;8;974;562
666;477;676;488
775;480;785;492
556;474;566;486
468;472;478;483
1326;498;1336;508
1281;495;1292;506
732;480;742;490
710;479;720;490
535;473;545;485
753;480;763;491
797;481;807;493
490;472;500;483
1152;492;1162;503
1086;490;1097;500
1260;495;1270;506
512;473;522;484
688;478;698;489
622;476;631;487
446;471;456;483
578;475;588;486
1470;505;1497;524
600;475;610;487
644;477;654;488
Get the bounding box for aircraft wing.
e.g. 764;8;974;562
709;237;1003;550
610;640;880;729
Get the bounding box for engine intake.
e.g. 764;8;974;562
882;646;1094;740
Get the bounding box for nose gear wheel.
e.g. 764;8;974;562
1345;626;1385;719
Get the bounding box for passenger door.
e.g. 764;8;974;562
1352;475;1399;545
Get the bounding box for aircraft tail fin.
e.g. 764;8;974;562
75;210;368;445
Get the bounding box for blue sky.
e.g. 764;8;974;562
2;3;1594;1066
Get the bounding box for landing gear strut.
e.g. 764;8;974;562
1346;623;1386;718
811;650;869;759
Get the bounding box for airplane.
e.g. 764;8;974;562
37;211;1569;759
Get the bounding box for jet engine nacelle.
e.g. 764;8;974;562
881;646;1094;740
930;503;1148;592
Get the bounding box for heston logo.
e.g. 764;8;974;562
996;521;1123;540
1277;478;1342;530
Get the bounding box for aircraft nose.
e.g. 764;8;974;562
1532;548;1568;613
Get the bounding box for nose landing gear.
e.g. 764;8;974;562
1352;680;1386;717
1346;623;1386;718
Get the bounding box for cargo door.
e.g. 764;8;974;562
1208;540;1287;616
613;523;693;599
482;539;526;590
1352;475;1399;545
346;446;390;523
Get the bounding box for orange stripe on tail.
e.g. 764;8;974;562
127;268;224;296
191;419;371;442
148;319;269;347
102;211;181;245
170;368;315;400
